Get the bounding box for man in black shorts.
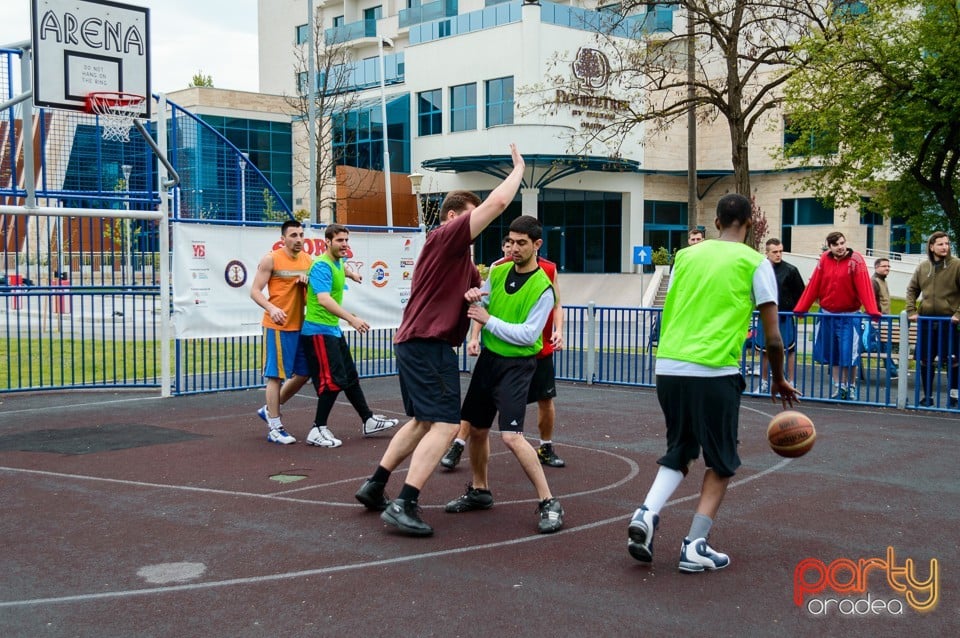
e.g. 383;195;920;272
443;215;563;533
441;239;566;469
626;194;799;572
354;144;526;537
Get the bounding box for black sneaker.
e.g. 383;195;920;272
440;441;464;469
355;480;389;511
919;397;935;407
444;485;494;513
538;443;566;468
381;499;434;536
950;397;959;409
537;497;564;534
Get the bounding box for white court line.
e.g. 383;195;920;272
0;454;790;609
0;396;792;608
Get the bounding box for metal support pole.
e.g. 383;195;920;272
307;0;318;222
378;36;394;229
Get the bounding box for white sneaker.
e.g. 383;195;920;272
363;414;399;436
678;537;730;573
306;425;342;448
759;381;770;394
266;427;296;445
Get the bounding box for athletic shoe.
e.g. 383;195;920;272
306;425;342;448
829;385;846;401
355;480;389;511
537;497;564;534
950;398;959;409
444;485;494;513
266;427;296;445
759;381;770;394
362;414;399;437
627;506;659;563
918;397;935;407
678;537;730;573
381;499;434;536
440;441;464;469
256;405;269;424
537;443;566;468
846;385;858;401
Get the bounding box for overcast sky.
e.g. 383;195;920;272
0;0;260;94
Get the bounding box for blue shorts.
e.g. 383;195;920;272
754;315;797;352
395;340;462;424
262;328;310;380
812;312;862;367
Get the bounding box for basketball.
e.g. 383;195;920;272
766;411;816;458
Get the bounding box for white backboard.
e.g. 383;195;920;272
31;0;151;116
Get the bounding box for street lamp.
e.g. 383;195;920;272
121;163;132;278
408;172;424;230
239;152;249;222
378;35;394;229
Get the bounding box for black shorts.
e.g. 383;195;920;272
461;350;537;433
395;339;462;424
655;374;744;478
301;334;359;394
526;355;557;403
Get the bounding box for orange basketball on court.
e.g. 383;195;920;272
767;411;816;458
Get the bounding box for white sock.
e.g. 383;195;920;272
454;438;466;446
540;440;551;446
268;416;283;429
643;466;685;513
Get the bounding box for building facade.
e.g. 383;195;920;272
257;0;905;272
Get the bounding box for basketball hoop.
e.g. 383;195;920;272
85;92;146;143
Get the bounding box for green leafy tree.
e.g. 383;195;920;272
782;0;960;238
189;70;214;88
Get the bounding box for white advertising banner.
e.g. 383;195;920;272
172;223;424;339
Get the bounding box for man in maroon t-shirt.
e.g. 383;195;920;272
355;144;526;536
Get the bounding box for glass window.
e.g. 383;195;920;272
782;198;834;226
333;15;345;27
450;83;477;132
417;89;443;136
364;6;383;22
295;24;310;44
485;76;514;127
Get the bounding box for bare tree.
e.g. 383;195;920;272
285;12;380;222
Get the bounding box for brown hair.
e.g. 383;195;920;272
438;190;482;220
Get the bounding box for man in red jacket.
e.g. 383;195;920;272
794;232;880;401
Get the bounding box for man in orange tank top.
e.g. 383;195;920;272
250;220;313;444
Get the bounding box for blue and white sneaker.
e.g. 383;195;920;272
256;405;269;423
266;427;296;445
627;505;659;563
678;537;730;573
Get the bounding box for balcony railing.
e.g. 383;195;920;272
325;19;378;45
399;0;459;28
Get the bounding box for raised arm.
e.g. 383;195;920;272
469;144;525;239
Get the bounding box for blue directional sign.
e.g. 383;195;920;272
633;245;653;265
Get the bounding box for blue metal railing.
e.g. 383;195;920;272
325;19;378;45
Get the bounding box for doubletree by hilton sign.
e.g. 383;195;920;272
555;47;630;130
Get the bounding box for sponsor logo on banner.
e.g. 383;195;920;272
400;258;415;267
224;260;247;288
371;261;390;288
192;243;206;259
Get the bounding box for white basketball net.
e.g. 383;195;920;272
88;93;145;143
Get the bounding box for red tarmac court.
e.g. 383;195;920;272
0;377;956;637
